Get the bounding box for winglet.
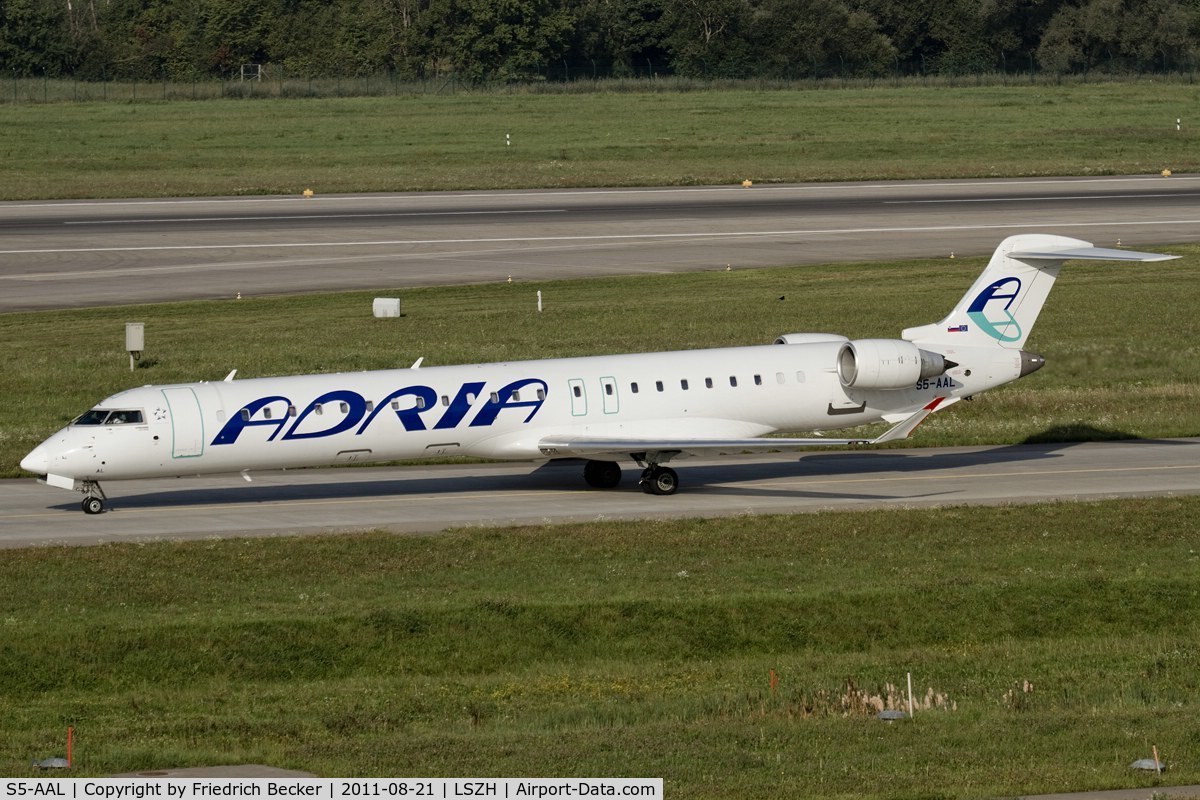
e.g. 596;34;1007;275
871;397;945;444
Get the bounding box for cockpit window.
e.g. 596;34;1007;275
73;409;144;426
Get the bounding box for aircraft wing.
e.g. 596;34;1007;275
538;398;943;460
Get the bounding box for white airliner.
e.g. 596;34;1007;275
20;234;1176;514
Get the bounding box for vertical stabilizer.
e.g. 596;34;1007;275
902;234;1176;349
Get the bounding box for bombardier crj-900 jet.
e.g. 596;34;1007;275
21;234;1176;514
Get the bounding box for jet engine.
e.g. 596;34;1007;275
836;339;951;389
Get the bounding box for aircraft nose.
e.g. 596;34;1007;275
20;444;49;476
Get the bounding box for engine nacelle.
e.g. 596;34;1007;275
773;333;849;345
837;339;948;389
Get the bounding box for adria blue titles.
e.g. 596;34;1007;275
212;378;549;445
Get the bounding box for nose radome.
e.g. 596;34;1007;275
20;444;49;476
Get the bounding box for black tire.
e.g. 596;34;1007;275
82;496;104;515
583;460;622;489
641;466;679;496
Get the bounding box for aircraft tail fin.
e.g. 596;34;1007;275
902;234;1176;349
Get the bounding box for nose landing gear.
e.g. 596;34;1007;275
80;480;107;514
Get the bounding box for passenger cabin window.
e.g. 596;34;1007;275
573;385;583;398
536;389;546;401
631;382;639;394
729;376;738;387
754;374;763;386
490;392;500;403
263;407;273;420
796;371;806;383
656;381;664;392
705;378;713;389
776;372;786;385
680;379;689;390
288;405;297;417
605;383;614;396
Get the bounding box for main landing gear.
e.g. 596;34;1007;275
80;480;107;515
583;460;622;489
639;465;678;496
581;458;680;496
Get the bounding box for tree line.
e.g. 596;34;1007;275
2;0;1199;83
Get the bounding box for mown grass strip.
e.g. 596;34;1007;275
3;82;1198;199
1;498;1198;795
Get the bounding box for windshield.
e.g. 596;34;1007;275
73;409;144;426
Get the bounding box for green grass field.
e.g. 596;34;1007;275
3;81;1198;199
3;498;1199;796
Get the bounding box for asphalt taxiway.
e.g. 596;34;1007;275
3;438;1198;548
2;175;1197;311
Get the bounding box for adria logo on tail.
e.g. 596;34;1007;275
966;277;1022;342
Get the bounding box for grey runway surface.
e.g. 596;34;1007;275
2;175;1198;311
3;438;1198;548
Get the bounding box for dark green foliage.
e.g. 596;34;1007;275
3;0;1199;81
1038;0;1200;74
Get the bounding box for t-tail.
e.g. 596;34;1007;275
902;234;1177;350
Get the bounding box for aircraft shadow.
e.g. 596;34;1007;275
56;430;1188;513
674;431;1196;499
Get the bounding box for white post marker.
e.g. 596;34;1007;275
537;290;543;312
125;322;144;373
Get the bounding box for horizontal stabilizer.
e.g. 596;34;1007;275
1009;246;1178;262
